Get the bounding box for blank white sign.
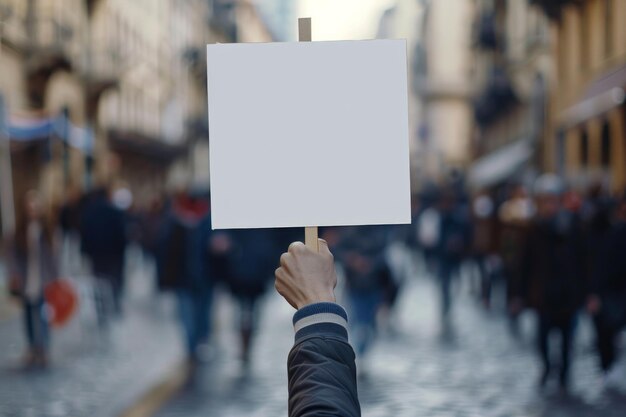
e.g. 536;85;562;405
207;40;410;229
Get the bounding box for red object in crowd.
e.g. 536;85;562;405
563;191;582;212
44;279;78;328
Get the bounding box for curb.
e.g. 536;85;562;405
117;361;189;417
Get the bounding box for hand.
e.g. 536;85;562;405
275;239;337;310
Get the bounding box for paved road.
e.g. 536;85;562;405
0;267;183;417
155;257;626;417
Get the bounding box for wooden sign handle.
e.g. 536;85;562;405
298;17;318;252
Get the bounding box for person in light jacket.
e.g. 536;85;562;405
8;190;59;368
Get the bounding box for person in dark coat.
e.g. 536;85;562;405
518;175;586;390
80;187;128;323
275;239;360;417
157;192;213;364
436;189;471;324
335;225;391;364
587;196;626;384
221;228;276;365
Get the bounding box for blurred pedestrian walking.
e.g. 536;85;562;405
335;225;391;373
80;186;128;325
58;186;83;275
517;174;586;391
498;184;534;337
7;190;59;369
470;191;500;310
220;228;276;366
436;188;471;328
157;191;212;366
587;194;626;388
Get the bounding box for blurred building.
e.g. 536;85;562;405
253;0;295;41
376;0;425;192
533;0;626;193
415;0;475;179
0;0;272;236
468;0;552;191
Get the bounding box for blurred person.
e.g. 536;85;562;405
335;225;391;373
58;186;83;274
8;190;59;368
274;239;360;417
516;174;586;390
436;188;471;327
157;191;213;365
139;195;168;284
80;187;128;324
587;195;626;388
498;184;535;337
380;224;411;334
470;191;500;309
220;228;276;366
415;201;440;277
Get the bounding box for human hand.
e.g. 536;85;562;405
275;239;337;310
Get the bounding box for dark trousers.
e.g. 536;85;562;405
349;291;382;355
439;259;460;319
24;298;49;352
537;312;576;384
593;315;619;372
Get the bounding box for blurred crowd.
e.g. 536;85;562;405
406;173;626;392
3;172;626;395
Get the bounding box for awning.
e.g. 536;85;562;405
560;64;626;128
468;140;533;189
108;129;187;164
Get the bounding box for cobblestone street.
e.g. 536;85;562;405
156;259;626;417
0;264;183;417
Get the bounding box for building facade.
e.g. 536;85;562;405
534;0;626;192
469;0;553;190
416;0;475;180
0;0;272;236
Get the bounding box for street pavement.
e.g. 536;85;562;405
155;254;626;417
0;256;183;417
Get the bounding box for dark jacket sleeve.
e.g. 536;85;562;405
287;303;360;417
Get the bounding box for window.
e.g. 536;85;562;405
601;121;611;167
579;6;589;70
581;130;589;167
605;0;613;58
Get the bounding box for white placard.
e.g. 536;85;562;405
207;40;410;229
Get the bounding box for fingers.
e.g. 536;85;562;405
288;241;305;254
274;266;298;309
318;238;332;254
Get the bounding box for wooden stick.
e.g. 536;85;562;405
298;17;318;252
298;17;312;42
305;226;319;252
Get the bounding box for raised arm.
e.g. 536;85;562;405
275;240;361;417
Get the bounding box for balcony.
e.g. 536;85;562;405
475;12;499;50
530;0;583;20
85;48;121;117
474;65;518;127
